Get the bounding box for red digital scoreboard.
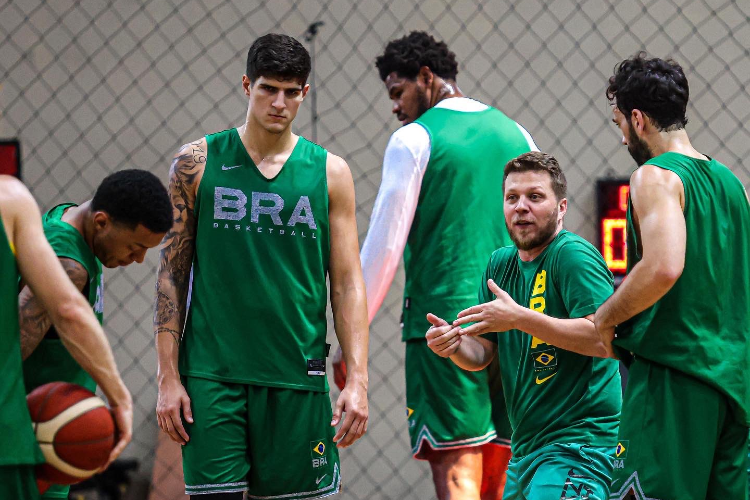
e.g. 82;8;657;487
0;139;21;179
597;179;629;283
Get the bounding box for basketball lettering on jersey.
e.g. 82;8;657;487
213;188;317;228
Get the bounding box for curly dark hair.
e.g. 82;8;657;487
246;33;311;85
91;169;172;233
375;31;458;81
607;52;689;131
503;152;567;200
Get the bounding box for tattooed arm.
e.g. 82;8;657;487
154;138;205;445
19;258;89;359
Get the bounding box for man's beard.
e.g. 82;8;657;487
627;121;653;166
508;208;559;251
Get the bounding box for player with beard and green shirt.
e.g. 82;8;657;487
596;54;750;500
19;170;171;499
427;152;621;500
0;175;133;499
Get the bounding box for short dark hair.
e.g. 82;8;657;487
246;33;311;85
91;169;172;233
503;152;567;200
607;52;689;131
375;31;458;82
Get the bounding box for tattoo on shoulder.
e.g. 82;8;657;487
60;258;89;290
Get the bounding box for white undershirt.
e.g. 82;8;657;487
360;97;539;323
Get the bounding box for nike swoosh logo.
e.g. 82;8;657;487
315;474;328;485
221;164;242;170
535;372;557;385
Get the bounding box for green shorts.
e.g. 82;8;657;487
182;377;340;499
405;340;498;458
40;484;68;499
0;465;41;500
610;358;749;500
504;443;614;500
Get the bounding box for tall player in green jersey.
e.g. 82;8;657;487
154;34;369;500
20;169;171;499
0;175;133;499
334;31;538;500
428;152;622;500
596;54;750;500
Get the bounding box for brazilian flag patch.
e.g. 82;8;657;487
615;440;628;459
532;349;557;369
311;440;326;457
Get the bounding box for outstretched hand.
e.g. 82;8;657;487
453;279;522;336
425;313;463;357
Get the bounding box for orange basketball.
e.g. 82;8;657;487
27;382;115;485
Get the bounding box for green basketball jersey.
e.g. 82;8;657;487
401;105;535;340
481;231;621;458
614;152;750;425
181;129;331;392
0;211;44;466
23;203;103;394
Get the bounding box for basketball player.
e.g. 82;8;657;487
429;152;621;500
154;34;369;500
335;31;538;500
0;175;132;499
20;169;171;499
596;53;750;500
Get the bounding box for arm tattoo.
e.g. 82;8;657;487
20;258;88;359
155;327;181;346
154;139;204;339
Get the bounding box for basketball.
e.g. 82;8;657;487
26;382;115;485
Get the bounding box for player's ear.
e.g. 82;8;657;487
92;211;111;231
558;197;568;219
418;66;433;87
242;75;253;96
301;83;310;99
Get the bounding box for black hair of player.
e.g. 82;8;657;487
246;33;311;85
91;169;172;233
375;31;458;82
503;152;567;201
607;52;689;131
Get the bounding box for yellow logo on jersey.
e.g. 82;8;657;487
312;442;326;456
532;270;547;295
616;442;627;458
535;352;555;366
535;372;557;385
406;407;414;419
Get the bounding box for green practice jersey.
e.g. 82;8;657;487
0;212;43;466
181;129;331;392
615;152;750;425
401;105;535;340
24;203;103;394
481;231;621;458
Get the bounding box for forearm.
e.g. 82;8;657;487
18;290;53;360
53;294;130;406
154;274;188;383
331;279;369;384
596;260;676;329
449;336;495;371
515;309;608;358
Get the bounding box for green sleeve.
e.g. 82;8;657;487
553;240;614;318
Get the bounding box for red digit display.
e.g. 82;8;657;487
597;180;629;283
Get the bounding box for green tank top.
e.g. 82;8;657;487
181;129;331;391
23;203;103;394
481;231;621;457
401;105;534;341
615;152;750;425
0;211;44;465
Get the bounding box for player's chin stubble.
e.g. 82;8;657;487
508;209;559;251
